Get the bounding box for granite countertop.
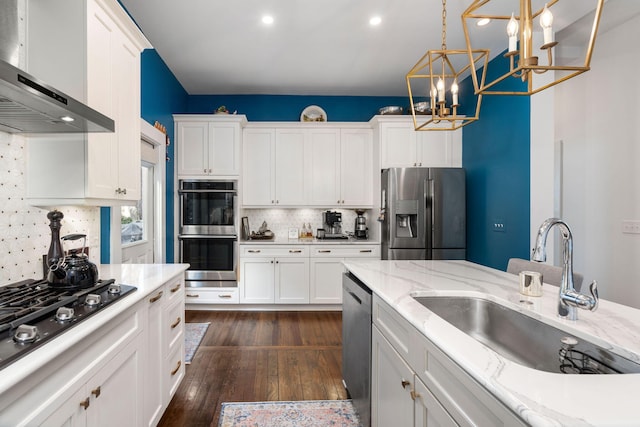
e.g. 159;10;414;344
342;259;640;427
0;264;189;395
240;236;379;245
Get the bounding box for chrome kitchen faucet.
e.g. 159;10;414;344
532;218;599;320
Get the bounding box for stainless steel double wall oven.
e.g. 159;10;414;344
178;179;237;287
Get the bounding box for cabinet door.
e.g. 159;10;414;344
177;122;209;176
415;131;456;168
308;129;341;205
38;387;88;427
275;257;310;303
413;376;457;427
380;121;417;168
372;326;414;427
242;129;275;206
144;288;165;427
340;129;373;206
274;129;307;205
240;258;275;303
309;258;344;304
86;338;143;427
114;32;141;200
209;122;240;175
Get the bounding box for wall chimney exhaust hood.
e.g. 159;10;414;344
0;59;115;134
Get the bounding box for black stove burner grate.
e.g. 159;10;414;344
0;278;136;371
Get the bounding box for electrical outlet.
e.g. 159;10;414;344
492;220;506;232
622;220;640;234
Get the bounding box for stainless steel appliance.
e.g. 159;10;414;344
342;272;372;427
0;278;136;370
178;179;238;287
0;0;114;134
319;211;347;239
381;167;466;260
354;209;368;240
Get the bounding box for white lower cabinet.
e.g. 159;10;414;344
0;274;186;427
372;295;527;427
239;246;310;304
185;287;240;304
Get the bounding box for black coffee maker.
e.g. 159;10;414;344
322;211;343;237
354;209;368;239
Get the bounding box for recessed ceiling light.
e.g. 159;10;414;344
262;15;274;25
477;18;490;26
369;16;382;26
60;116;75;122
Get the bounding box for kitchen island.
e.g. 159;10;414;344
343;259;640;426
0;263;189;427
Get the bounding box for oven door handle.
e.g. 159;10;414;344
178;235;238;239
178;189;237;194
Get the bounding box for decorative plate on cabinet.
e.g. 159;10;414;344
300;105;327;122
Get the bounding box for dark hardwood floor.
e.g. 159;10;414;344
158;310;347;427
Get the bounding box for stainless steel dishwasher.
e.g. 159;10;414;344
342;272;372;427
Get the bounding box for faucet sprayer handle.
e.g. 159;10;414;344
588;281;599;311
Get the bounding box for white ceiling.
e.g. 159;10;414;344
119;0;610;97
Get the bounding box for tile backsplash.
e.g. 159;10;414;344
0;132;100;284
241;208;373;239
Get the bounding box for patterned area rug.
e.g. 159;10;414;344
218;400;360;426
184;322;210;364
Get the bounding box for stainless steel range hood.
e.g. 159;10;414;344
0;0;114;134
0;60;115;134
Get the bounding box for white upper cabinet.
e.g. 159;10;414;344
25;0;150;206
243;124;373;208
372;116;461;169
175;115;246;177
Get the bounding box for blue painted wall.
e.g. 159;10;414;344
461;53;531;270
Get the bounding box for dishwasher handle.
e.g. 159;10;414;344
346;291;362;305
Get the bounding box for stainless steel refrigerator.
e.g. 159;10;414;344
381;167;466;260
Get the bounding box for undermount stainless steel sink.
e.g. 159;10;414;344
414;296;640;374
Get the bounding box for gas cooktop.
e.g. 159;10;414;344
0;279;136;370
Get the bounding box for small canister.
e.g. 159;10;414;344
519;271;543;297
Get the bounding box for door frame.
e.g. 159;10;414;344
110;119;166;263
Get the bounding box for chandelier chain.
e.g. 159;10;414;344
441;0;447;50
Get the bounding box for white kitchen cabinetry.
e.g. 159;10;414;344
175;115;247;177
371;295;527;427
243;125;374;208
25;0;150;206
372;116;461;170
0;273;186;427
185;287;240;305
309;128;373;207
309;245;379;304
239;246;310;303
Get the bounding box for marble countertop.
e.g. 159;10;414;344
342;259;640;427
0;264;189;395
240;237;379;245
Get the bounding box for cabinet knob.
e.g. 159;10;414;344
410;390;421;401
91;386;101;398
122;188;127;195
80;397;90;410
271;200;275;204
204;169;207;173
401;379;411;389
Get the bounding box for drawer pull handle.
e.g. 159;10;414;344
218;294;233;299
171;317;182;329
149;291;163;303
170;283;182;293
80;397;90;410
186;294;199;298
410;390;421;400
359;249;372;253
401;379;411;389
91;386;101;398
248;250;261;253
171;360;182;376
289;250;302;253
319;250;331;253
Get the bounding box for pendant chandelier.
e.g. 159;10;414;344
406;0;489;131
462;0;604;96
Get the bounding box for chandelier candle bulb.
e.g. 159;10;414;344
451;80;459;106
540;4;554;45
437;78;445;103
507;12;519;52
